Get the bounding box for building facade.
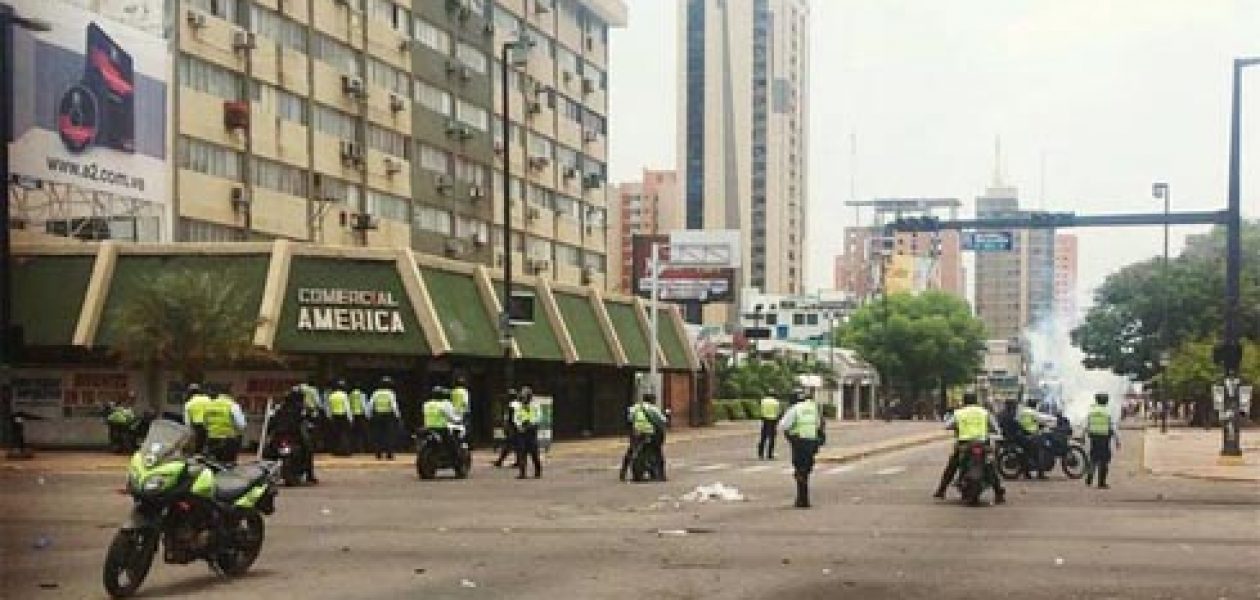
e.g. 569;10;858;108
832;199;965;301
10;0;626;290
738;289;856;344
609;169;681;293
1054;233;1078;322
677;0;809;297
974;186;1055;340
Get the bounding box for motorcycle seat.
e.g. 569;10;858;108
214;464;268;502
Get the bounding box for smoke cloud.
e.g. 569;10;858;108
1023;311;1130;425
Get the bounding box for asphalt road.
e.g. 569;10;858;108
2;421;1258;600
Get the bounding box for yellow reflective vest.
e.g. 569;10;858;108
954;405;990;442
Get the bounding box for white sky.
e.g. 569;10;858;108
608;1;1260;309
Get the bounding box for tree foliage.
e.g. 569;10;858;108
837;291;986;405
1071;222;1260;381
109;271;260;383
717;357;836;399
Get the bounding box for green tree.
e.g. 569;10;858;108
109;271;260;412
837;291;986;416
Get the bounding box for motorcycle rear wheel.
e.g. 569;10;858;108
215;512;265;576
996;447;1024;480
416;447;437;480
1061;446;1089;479
102;528;158;598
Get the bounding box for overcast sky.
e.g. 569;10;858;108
609;1;1260;310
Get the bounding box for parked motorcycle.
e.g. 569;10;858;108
102;420;278;598
415;424;471;479
628;433;664;482
955;441;993;506
263;431;309;487
997;431;1088;480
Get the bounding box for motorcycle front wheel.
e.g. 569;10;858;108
102;528;158;598
215;511;265;576
1061;446;1089;479
416;447;437;479
996;447;1024;480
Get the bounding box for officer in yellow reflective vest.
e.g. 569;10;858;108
422;387;459;461
369;377;401;460
104;400;136;454
299;382;325;452
326;381;353;456
513;387;542;479
619;393;668;481
202;385;246;464
183;384;212;455
757;393;782;460
451;376;471;425
349;385;368;454
1085;393;1121;489
1017;399;1050;479
777;390;825;508
934;393;1006;503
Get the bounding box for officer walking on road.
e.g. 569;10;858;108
183;383;212;455
203;385;246;464
326;381;354;456
777;389;824;508
492;392;521;468
1085;392;1121;489
515;387;542;479
757;393;782;460
369;377;401;460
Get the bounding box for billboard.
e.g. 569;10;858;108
8;0;169;205
631;234;735;303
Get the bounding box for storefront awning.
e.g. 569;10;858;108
554;291;616;365
492;280;566;362
655;308;696;371
12;253;95;347
421;267;500;357
604;299;650;368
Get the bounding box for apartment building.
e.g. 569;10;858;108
974;186;1055;340
1054;233;1078;322
170;0;624;288
609;169;681;293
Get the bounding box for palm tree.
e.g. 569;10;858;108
109;271;260;414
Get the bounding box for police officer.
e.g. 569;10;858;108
777;389;824;508
933;392;1006;503
757;393;782;460
183;383;212;455
620;392;668;481
514;387;542;479
492;392;521;468
369;377;401;460
203;385;246;464
1017;398;1051;479
272;386;318;484
451;375;471;424
422;386;459;461
326;381;353;456
1085;393;1121;489
105;398;137;454
299;381;326;451
349;384;368;453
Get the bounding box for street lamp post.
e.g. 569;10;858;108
0;4;51;450
1218;58;1260;457
498;36;533;399
1152;182;1171;434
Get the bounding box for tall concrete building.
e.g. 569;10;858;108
609;169;681;293
677;0;810;297
1054;233;1078;322
974;186;1055;340
13;0;626;289
832;199;965;301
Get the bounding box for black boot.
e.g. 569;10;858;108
794;475;810;508
1098;464;1109;489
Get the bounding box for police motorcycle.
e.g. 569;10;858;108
627;432;664;482
955;439;994;506
415;422;471;479
996;424;1088;480
102;419;278;598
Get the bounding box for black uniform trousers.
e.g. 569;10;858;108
517;428;541;477
758;419;777;459
330;415;351;456
1087;434;1113;486
371;414;396;459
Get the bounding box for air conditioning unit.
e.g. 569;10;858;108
444;238;466;256
388;93;406;113
435;174;452;193
584;223;594;235
482;23;495;36
232;30;257;51
341;75;366;99
534;1;551;15
526;207;541;221
351;213;378;231
186;10;207;29
222;100;250;131
562;166;578;180
561;70;573;83
530;258;551;272
526;100;541;115
471;230;488;246
582;130;598;144
398;39;413;53
469;185;484;201
383;156;402;175
445;119;462;136
230;187;251;211
458;126;474;140
582;173;601;189
445;59;459;75
581;265;595;285
585;35;594;51
339;140;363;165
528;156;549;170
492;140;505;155
581;78;595;94
458;66;471;81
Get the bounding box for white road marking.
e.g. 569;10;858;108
780;467;797;475
825;465;856;475
741;465;775;473
691;463;730;473
875;466;907;476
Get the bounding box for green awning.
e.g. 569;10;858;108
12;254;94;346
554;292;614;364
97;254;270;347
605;301;650;368
493;282;564;361
275;257;429;355
656;309;691;370
421;267;499;357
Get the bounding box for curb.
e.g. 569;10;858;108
816;431;951;464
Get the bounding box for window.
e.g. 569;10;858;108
318;177;361;206
250;5;306;51
413;204;452;234
764;314;778;326
493;5;519;37
582;62;606;91
792;314;805;326
527;184;551;208
555;243;580;266
456;43;487;74
453;156;486;186
455;215;489;239
455;100;488;131
369;0;410;35
178;136;242;181
180;218;239;242
250;157;307;197
367;124;409;158
527;26;553;58
367;58;409;96
414;18;450;54
313;33;360;75
178;56;241;100
186;0;236;22
414;79;452;115
526;236;553;260
367;190;410;222
559;96;581;124
417;144;450;174
582;252;606;272
582;110;605;135
527;133;552;159
584;205;606;228
313;105;359;140
555;145;578;171
556;47;578;77
554;195;578;220
251;82;307;124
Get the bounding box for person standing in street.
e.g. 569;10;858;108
451;375;471;424
104;397;137;454
369;377;401;460
183;383;212;455
326;381;352;457
492;392;521;468
299;381;326;452
514;387;542;479
1085;392;1121;489
1017;398;1051;479
349;384;368;454
933;392;1006;503
757;393;782;460
272;386;318;484
777;389;825;508
203;385;246;464
620;393;668;481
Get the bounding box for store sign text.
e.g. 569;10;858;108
296;288;405;334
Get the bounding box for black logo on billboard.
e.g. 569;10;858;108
55;23;135;154
56;85;98;153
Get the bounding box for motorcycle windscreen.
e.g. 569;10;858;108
138;419;192;462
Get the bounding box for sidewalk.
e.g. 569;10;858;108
1143;428;1260;482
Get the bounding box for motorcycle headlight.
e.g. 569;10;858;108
141;475;167;493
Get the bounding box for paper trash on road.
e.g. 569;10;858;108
681;482;745;503
460;579;478;588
